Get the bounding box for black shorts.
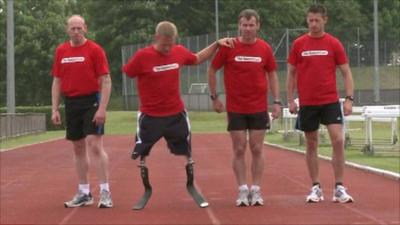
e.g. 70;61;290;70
64;93;103;140
133;111;191;159
295;101;343;132
227;111;270;131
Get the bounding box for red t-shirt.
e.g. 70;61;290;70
122;45;197;117
52;40;110;97
211;38;277;113
287;33;348;106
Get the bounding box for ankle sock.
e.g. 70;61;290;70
238;184;248;192
79;184;90;195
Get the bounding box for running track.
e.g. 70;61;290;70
1;134;399;225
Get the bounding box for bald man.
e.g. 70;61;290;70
51;15;113;208
123;21;232;161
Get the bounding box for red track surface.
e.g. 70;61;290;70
1;134;399;225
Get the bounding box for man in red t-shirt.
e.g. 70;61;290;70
123;21;231;160
123;21;232;208
287;4;354;203
51;15;113;208
208;9;281;207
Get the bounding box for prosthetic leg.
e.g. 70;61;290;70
185;157;209;208
132;157;152;210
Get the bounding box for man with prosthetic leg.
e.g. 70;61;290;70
122;21;233;209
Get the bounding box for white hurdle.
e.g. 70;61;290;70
361;105;400;154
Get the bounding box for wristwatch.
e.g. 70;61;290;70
273;100;283;106
345;96;354;101
210;93;218;101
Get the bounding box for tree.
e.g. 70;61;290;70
81;0;167;96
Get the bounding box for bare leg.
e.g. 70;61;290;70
86;135;109;184
229;130;247;186
304;131;319;184
72;139;89;184
248;129;266;185
326;124;345;184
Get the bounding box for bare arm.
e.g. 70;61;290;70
207;66;224;113
286;63;298;114
195;38;234;65
51;77;62;125
338;63;354;116
93;74;112;125
268;70;281;119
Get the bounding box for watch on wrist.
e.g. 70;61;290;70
273;100;283;106
345;96;354;101
210;93;218;101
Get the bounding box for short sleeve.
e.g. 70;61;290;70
179;46;197;65
333;39;348;65
264;44;277;72
211;46;228;70
122;50;143;78
51;46;61;77
287;41;298;66
93;46;110;77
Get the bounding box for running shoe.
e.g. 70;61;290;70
98;190;113;208
306;185;324;203
64;191;93;208
332;185;354;203
236;189;250;207
249;189;264;206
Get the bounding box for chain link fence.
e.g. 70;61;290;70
121;28;399;111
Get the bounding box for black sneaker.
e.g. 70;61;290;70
64;191;94;208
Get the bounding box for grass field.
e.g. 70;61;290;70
274;66;400;91
1;111;399;173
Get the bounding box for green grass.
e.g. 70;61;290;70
266;119;400;173
276;65;400;90
1;111;399;174
0;111;227;150
0;130;65;150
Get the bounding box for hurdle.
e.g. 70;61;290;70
361;105;400;154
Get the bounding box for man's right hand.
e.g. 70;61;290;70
51;110;62;125
212;99;224;113
288;100;298;114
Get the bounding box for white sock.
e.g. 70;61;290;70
79;184;90;195
100;183;110;192
250;185;260;192
239;184;248;192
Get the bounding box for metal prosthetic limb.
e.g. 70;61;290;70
132;157;152;210
185;157;209;208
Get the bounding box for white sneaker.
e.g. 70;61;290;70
98;190;113;208
332;185;354;203
249;189;264;206
236;189;250;207
306;185;324;203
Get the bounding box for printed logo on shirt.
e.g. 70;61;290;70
234;56;262;63
301;50;328;57
61;57;85;64
153;63;179;72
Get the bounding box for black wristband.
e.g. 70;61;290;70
210;94;218;101
273;100;283;106
345;96;354;101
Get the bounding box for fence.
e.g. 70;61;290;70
121;28;399;111
0;113;46;139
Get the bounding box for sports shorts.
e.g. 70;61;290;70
64;93;103;140
132;111;191;159
227;111;270;131
295;101;343;132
